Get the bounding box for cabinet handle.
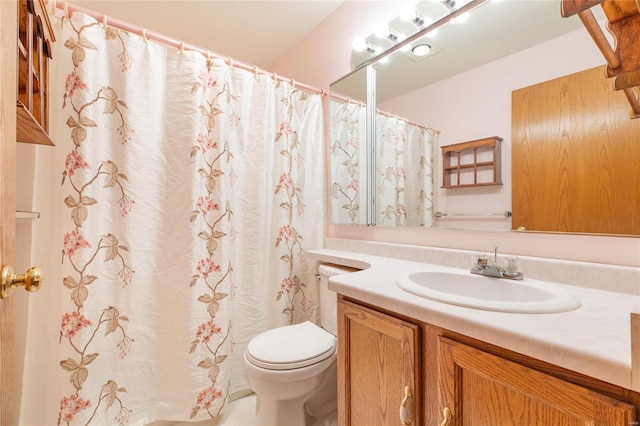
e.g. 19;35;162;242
399;385;412;425
440;407;451;426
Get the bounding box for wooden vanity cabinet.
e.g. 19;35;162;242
438;337;636;426
338;297;639;426
337;299;421;426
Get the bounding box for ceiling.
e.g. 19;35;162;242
70;0;345;69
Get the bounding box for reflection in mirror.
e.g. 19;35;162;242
375;87;438;227
329;67;368;225
352;0;637;234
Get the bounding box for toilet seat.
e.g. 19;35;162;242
246;321;336;370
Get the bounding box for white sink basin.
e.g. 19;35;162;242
396;270;580;313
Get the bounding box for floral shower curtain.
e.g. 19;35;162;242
376;114;437;227
21;11;324;425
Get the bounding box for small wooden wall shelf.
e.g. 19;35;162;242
17;0;55;146
441;136;503;188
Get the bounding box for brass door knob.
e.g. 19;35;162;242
1;265;43;299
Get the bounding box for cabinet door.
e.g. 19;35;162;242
337;299;421;426
438;337;637;426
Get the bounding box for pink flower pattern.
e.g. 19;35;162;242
278;225;293;241
117;335;134;359
65;71;88;97
59;394;92;422
197;133;219;151
63;230;92;256
117;123;134;145
118;194;135;217
278;173;293;189
196;258;220;278
65;151;90;176
197;196;220;215
196;386;223;409
280;277;294;293
198;71;218;89
61;312;93;338
196;321;222;343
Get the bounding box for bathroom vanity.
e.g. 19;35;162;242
310;240;640;425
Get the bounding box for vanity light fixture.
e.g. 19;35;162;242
411;43;432;57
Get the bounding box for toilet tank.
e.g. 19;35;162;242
318;263;360;335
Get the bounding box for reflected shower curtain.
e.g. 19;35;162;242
21;12;324;425
329;99;367;225
376;114;436;227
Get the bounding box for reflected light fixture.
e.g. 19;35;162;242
400;8;426;27
441;0;457;11
375;25;401;42
411;43;432;57
352;37;381;54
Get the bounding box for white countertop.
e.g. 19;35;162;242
309;248;639;391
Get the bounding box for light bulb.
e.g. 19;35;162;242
375;24;390;39
352;37;368;52
400;7;417;22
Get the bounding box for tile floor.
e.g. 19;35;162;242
158;393;336;426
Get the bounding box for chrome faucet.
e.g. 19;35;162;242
471;246;523;280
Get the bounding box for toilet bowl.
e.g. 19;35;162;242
242;263;358;426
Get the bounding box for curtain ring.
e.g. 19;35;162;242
206;50;211;60
142;28;148;43
102;15;107;28
272;72;278;81
228;58;234;68
253;66;259;77
63;1;69;18
319;89;325;96
179;41;185;54
291;78;296;88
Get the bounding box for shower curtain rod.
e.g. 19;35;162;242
329;93;439;134
53;1;326;97
376;109;440;134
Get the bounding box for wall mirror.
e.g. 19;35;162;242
329;0;640;235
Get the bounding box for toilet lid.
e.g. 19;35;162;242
247;321;336;370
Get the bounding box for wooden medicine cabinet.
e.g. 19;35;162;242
17;0;56;146
441;136;503;188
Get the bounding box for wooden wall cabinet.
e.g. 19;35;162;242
16;0;55;146
338;297;639;426
441;136;503;189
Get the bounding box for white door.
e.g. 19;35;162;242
1;1;19;424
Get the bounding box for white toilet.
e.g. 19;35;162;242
243;263;357;426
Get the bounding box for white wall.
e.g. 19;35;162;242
271;4;640;267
